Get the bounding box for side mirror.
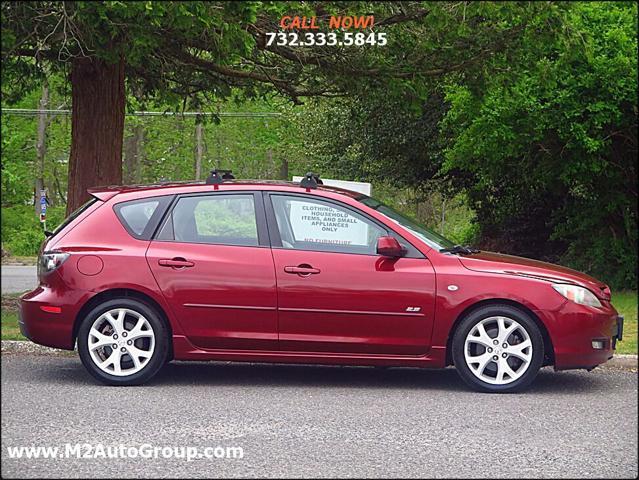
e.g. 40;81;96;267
376;236;407;258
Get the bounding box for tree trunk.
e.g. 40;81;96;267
278;158;289;180
67;56;125;215
440;197;446;234
53;162;67;205
123;122;144;184
194;118;203;180
35;82;48;216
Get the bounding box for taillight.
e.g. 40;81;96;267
38;251;70;275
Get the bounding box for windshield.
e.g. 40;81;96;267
358;196;456;250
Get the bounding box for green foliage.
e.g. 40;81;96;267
1;1;561;108
194;197;257;238
128;97;305;182
1;308;26;341
611;291;638;355
442;1;637;288
299;2;637;288
0;92;308;256
1;205;65;256
1;73;72;207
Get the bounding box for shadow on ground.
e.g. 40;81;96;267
25;355;612;394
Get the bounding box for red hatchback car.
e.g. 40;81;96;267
19;173;624;392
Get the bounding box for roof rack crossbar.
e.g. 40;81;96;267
300;172;323;190
205;169;235;185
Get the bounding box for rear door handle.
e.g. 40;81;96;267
284;265;321;276
158;258;194;268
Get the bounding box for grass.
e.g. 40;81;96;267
0;255;38;265
1;290;636;354
1;292;25;340
1;309;24;340
613;291;637;355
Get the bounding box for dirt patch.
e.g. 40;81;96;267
1;295;21;311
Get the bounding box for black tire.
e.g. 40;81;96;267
452;304;544;393
77;298;169;386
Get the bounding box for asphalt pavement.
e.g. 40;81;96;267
1;266;37;294
1;354;637;478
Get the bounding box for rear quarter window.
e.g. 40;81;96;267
114;196;173;240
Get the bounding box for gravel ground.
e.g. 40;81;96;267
1;354;637;478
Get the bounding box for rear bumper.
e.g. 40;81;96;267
536;301;623;371
19;286;94;350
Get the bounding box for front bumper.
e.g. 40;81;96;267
536;301;623;371
19;285;94;350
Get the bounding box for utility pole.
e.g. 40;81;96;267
35;81;48;216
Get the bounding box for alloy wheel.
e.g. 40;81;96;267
463;316;533;385
87;308;155;377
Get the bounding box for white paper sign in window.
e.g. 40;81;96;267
288;200;369;246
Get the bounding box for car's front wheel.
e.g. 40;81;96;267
452;305;544;393
77;298;169;386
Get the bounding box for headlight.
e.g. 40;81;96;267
38;251;70;275
552;284;602;308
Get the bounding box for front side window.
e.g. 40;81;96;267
158;194;258;246
271;195;385;255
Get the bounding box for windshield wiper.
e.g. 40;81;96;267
439;245;480;255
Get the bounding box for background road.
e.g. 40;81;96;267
1;266;37;294
1;355;637;478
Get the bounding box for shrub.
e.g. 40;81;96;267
1;205;66;257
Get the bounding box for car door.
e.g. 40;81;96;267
266;192;436;355
146;191;278;350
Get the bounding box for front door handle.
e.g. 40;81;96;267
158;257;194;268
284;264;321;276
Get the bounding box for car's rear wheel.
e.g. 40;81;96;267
452;305;544;393
77;298;168;386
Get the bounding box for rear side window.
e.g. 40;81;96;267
114;196;172;240
157;194;258;246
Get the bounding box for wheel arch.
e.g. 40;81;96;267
72;288;174;360
445;298;555;367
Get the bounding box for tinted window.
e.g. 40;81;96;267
159;194;258;246
118;200;160;235
114;196;172;240
271;195;385;255
358;196;456;250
